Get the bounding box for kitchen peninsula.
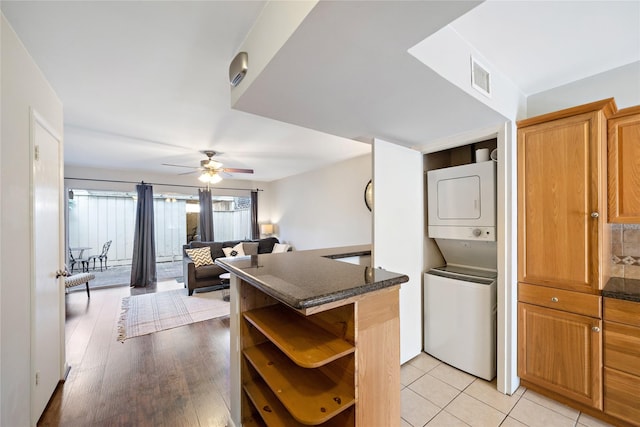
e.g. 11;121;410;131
216;245;409;427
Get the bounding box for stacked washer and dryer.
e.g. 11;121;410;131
424;159;497;381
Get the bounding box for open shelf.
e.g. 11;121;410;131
243;304;355;368
243;341;355;425
235;278;400;426
244;377;354;427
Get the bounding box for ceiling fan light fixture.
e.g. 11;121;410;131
209;172;222;184
202;159;223;169
198;170;222;184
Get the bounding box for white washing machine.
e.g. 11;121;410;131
423;266;497;381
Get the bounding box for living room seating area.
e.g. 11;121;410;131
182;237;289;295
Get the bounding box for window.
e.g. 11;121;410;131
68;189;252;265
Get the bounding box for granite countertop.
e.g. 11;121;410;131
602;277;640;303
215;244;409;310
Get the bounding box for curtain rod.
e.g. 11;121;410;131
64;177;263;192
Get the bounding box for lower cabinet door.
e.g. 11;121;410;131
518;302;603;409
604;367;640;425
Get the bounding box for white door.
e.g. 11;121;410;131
31;110;64;423
373;139;424;363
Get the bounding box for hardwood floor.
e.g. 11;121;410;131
39;281;232;427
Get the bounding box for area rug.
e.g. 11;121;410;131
117;289;229;342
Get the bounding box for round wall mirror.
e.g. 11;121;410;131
364;180;373;211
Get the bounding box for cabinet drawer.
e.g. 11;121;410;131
604;321;640;376
604;367;640;425
519;283;601;317
604;298;640;327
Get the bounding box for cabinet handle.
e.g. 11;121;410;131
551;297;559;303
590;212;599;218
592;326;601;332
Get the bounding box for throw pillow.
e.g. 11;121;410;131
223;242;245;258
185;247;214;268
272;243;290;253
243;242;259;256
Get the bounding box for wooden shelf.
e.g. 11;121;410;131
243;305;355;368
244;377;354;427
243;342;355;425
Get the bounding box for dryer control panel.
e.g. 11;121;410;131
428;225;495;241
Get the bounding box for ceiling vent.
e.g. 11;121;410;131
471;56;491;98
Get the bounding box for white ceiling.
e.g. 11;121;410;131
232;0;506;148
1;1;371;182
232;0;639;149
450;0;640;96
3;1;639;182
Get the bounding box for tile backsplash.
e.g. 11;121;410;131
611;224;640;279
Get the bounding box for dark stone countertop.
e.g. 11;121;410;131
602;277;640;303
215;244;408;310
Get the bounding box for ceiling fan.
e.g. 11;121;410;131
162;150;254;184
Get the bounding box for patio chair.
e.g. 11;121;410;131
88;240;112;271
68;248;88;273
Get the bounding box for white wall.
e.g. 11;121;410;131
1;14;64;426
264;154;372;250
527;61;640;116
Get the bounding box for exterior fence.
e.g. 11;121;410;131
68;194;251;266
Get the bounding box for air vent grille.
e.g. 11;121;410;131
471;57;491;97
229;52;248;87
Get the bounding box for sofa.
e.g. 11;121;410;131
182;237;281;295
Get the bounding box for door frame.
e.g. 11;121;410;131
29;107;65;424
420;121;519;395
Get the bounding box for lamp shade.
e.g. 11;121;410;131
260;223;274;235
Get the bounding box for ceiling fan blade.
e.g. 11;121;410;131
162;163;199;169
178;170;199;176
222;167;254;174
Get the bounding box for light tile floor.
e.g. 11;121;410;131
401;352;615;427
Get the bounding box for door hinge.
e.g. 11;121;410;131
35;371;40;386
34;145;40;161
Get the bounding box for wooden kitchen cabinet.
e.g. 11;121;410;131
517;98;615;293
517;99;616;413
608;105;640;223
518;289;603;408
603;297;640;425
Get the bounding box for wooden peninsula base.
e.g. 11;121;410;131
229;276;400;427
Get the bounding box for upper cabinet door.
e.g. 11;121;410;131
608;106;640;223
518;100;613;293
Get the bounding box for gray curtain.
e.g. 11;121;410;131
251;190;259;240
199;188;214;242
130;183;157;287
